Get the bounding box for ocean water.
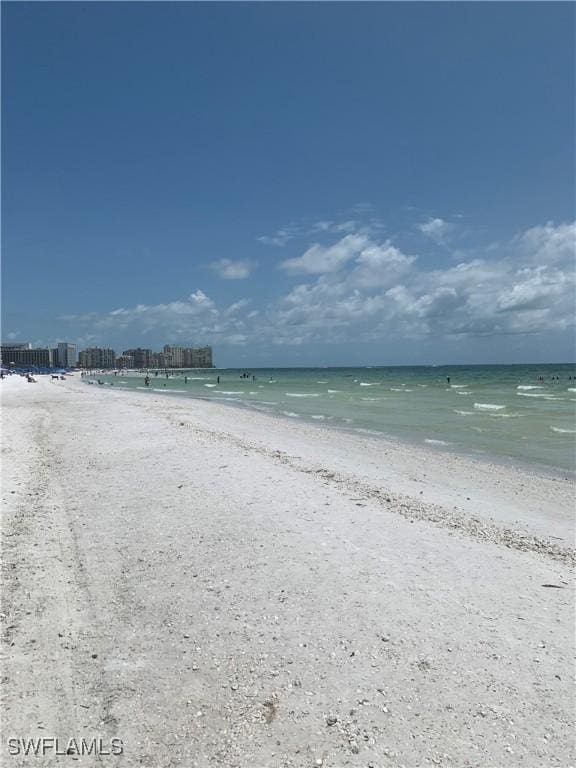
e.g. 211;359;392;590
86;364;576;473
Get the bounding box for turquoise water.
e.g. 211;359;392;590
87;364;576;473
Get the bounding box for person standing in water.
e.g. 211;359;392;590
217;375;220;384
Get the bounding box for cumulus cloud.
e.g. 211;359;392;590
64;221;575;349
418;217;455;243
210;258;255;280
269;220;575;343
279;234;370;275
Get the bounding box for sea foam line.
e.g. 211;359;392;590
285;393;321;397
474;403;506;411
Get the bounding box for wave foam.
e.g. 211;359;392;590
474;403;506;411
285;393;320;397
550;426;576;434
517;392;561;400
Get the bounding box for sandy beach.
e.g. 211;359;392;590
1;374;574;767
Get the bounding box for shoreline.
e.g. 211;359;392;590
110;382;576;483
2;374;574;767
76;380;576;544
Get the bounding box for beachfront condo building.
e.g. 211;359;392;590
78;347;117;369
0;344;54;369
162;345;213;368
56;342;78;368
122;348;154;369
119;345;214;369
115;354;135;369
163;345;185;367
186;345;213;368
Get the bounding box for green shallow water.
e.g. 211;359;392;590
86;364;576;473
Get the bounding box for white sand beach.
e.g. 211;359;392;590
1;374;574;767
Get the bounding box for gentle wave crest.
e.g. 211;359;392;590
474;403;506;411
285;393;321;397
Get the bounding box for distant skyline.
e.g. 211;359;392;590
2;2;575;366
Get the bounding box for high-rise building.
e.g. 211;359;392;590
56;342;78;368
0;345;53;369
163;345;185;367
115;354;134;369
122;348;153;369
78;347;116;369
0;342;32;351
188;346;213;368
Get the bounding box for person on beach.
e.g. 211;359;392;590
144;376;150;387
184;376;188;384
217;376;220;384
446;376;451;384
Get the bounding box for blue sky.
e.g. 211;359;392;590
2;2;574;366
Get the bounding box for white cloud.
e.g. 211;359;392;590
224;298;251;316
418;217;455;243
516;221;575;266
310;220;358;234
257;227;299;247
279;234;370;275
64;221;575;349
269;220;575;343
210;259;255;280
